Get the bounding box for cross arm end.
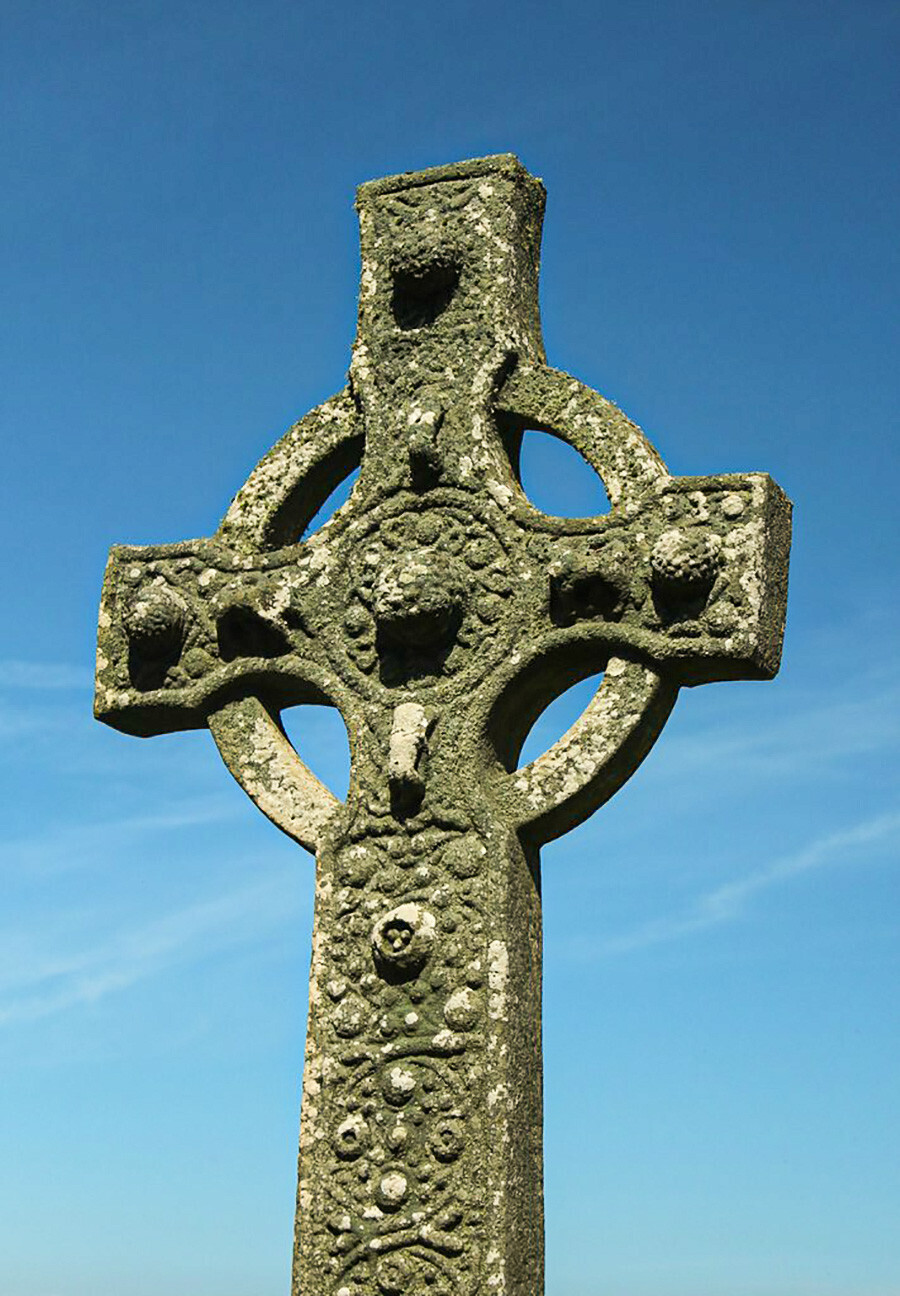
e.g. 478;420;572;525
95;541;211;737
658;471;792;687
94;538;331;738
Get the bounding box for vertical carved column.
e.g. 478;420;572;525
297;807;543;1295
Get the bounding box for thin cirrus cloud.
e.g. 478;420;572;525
0;868;302;1028
0;658;93;744
0;659;91;690
598;809;900;956
0;796;241;879
659;679;900;786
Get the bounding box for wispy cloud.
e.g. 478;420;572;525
662;682;900;783
0;871;301;1027
0;659;91;690
0;796;240;878
599;810;900;956
0;664;93;746
0;698;80;744
0;659;90;744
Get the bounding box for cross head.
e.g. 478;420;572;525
95;154;791;1296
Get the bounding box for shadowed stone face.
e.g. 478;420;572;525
94;154;791;1296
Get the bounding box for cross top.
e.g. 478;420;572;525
95;154;790;1296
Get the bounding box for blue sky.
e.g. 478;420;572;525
2;2;898;1293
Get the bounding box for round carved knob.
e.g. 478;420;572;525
429;1117;464;1163
334;1113;369;1161
371;903;436;977
375;1169;409;1211
650;528;721;599
382;1064;417;1107
375;1251;425;1295
123;584;187;654
331;994;367;1039
443;986;480;1031
372;550;466;648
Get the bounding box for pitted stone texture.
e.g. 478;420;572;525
95;154;791;1296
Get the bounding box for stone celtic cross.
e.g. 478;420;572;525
95;155;791;1295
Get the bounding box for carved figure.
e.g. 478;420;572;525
95;154;791;1295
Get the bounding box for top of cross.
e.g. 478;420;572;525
94;154;790;855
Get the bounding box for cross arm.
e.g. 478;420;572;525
94;535;335;739
518;469;792;687
496;364;791;684
482;364;792;845
93;388;365;851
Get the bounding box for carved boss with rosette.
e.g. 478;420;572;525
95;155;790;1296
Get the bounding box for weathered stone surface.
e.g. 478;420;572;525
94;154;791;1295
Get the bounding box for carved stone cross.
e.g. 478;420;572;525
95;155;790;1296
